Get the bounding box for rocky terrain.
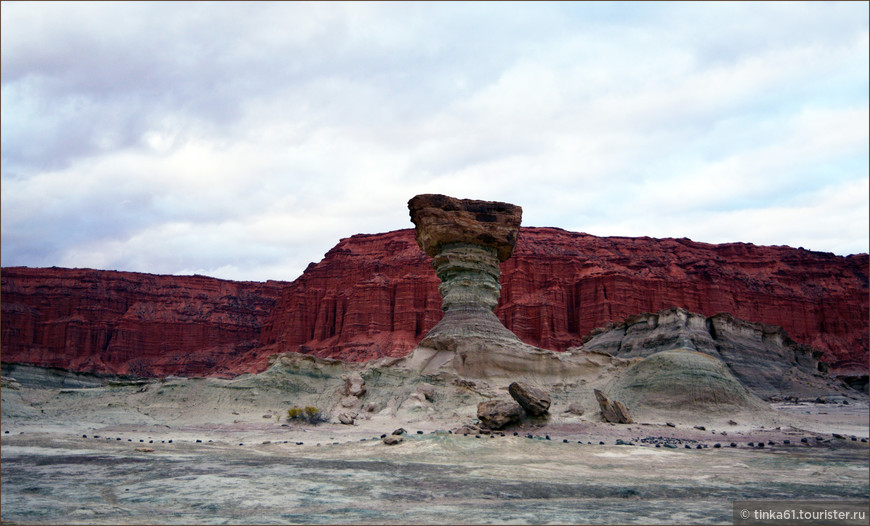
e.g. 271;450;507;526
261;227;869;376
1;194;867;525
0;268;287;378
575;307;857;398
4;228;866;379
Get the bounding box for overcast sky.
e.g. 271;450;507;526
2;1;868;282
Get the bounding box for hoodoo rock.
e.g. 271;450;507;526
408;194;526;351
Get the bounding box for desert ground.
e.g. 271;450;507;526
1;362;868;525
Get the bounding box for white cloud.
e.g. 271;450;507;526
2;1;867;281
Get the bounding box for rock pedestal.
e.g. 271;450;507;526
408;194;524;350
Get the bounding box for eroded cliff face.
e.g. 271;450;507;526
260;227;868;375
1;267;286;378
3;227;867;378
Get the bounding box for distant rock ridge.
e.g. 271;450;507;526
574;307;845;399
1;267;286;378
259;227;868;376
2;226;868;378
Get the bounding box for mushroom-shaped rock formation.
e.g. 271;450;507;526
402;194;628;382
408;194;525;351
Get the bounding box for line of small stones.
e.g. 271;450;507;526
3;428;867;449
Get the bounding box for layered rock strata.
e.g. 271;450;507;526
604;349;770;418
408;194;525;351
3;226;867;378
576;307;847;399
260;227;868;375
0;267;286;377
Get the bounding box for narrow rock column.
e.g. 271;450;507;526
408;194;524;349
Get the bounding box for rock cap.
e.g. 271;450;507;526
408;194;522;261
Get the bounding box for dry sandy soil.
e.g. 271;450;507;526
1;362;868;525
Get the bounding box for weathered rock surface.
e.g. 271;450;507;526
408;194;522;261
1;267;286;378
577;307;847;399
508;382;551;416
3;227;867;378
341;372;366;398
605;349;769;418
409;194;527;354
260;227;867;376
477;399;524;429
382;435;403;445
594;389;634;424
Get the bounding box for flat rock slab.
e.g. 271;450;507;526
408;194;522;261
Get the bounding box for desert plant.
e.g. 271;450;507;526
287;405;327;425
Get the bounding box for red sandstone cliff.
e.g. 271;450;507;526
3;228;868;378
259;228;868;375
1;267;286;378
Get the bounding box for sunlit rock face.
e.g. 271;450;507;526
408;194;525;350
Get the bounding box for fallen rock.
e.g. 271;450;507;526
382;435;403;445
340;396;362;409
416;383;436;401
508;382;551;416
452;424;482;435
338;412;355;425
594;389;633;424
564;403;585;416
477;399;523;430
135;447;154;452
342;373;366;398
392;428;407;436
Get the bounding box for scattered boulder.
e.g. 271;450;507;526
508;382;551;416
342;373;366;398
392;428;407;436
594;389;633;424
453;424;477;435
0;376;21;390
564;403;585;416
383;435;403;445
340;396;362;409
416;383;436;401
477;399;524;429
135;447;154;453
338;412;356;425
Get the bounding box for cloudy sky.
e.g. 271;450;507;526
2;1;868;282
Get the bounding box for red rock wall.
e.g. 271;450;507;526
3;227;867;378
260;228;868;375
1;267;286;377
